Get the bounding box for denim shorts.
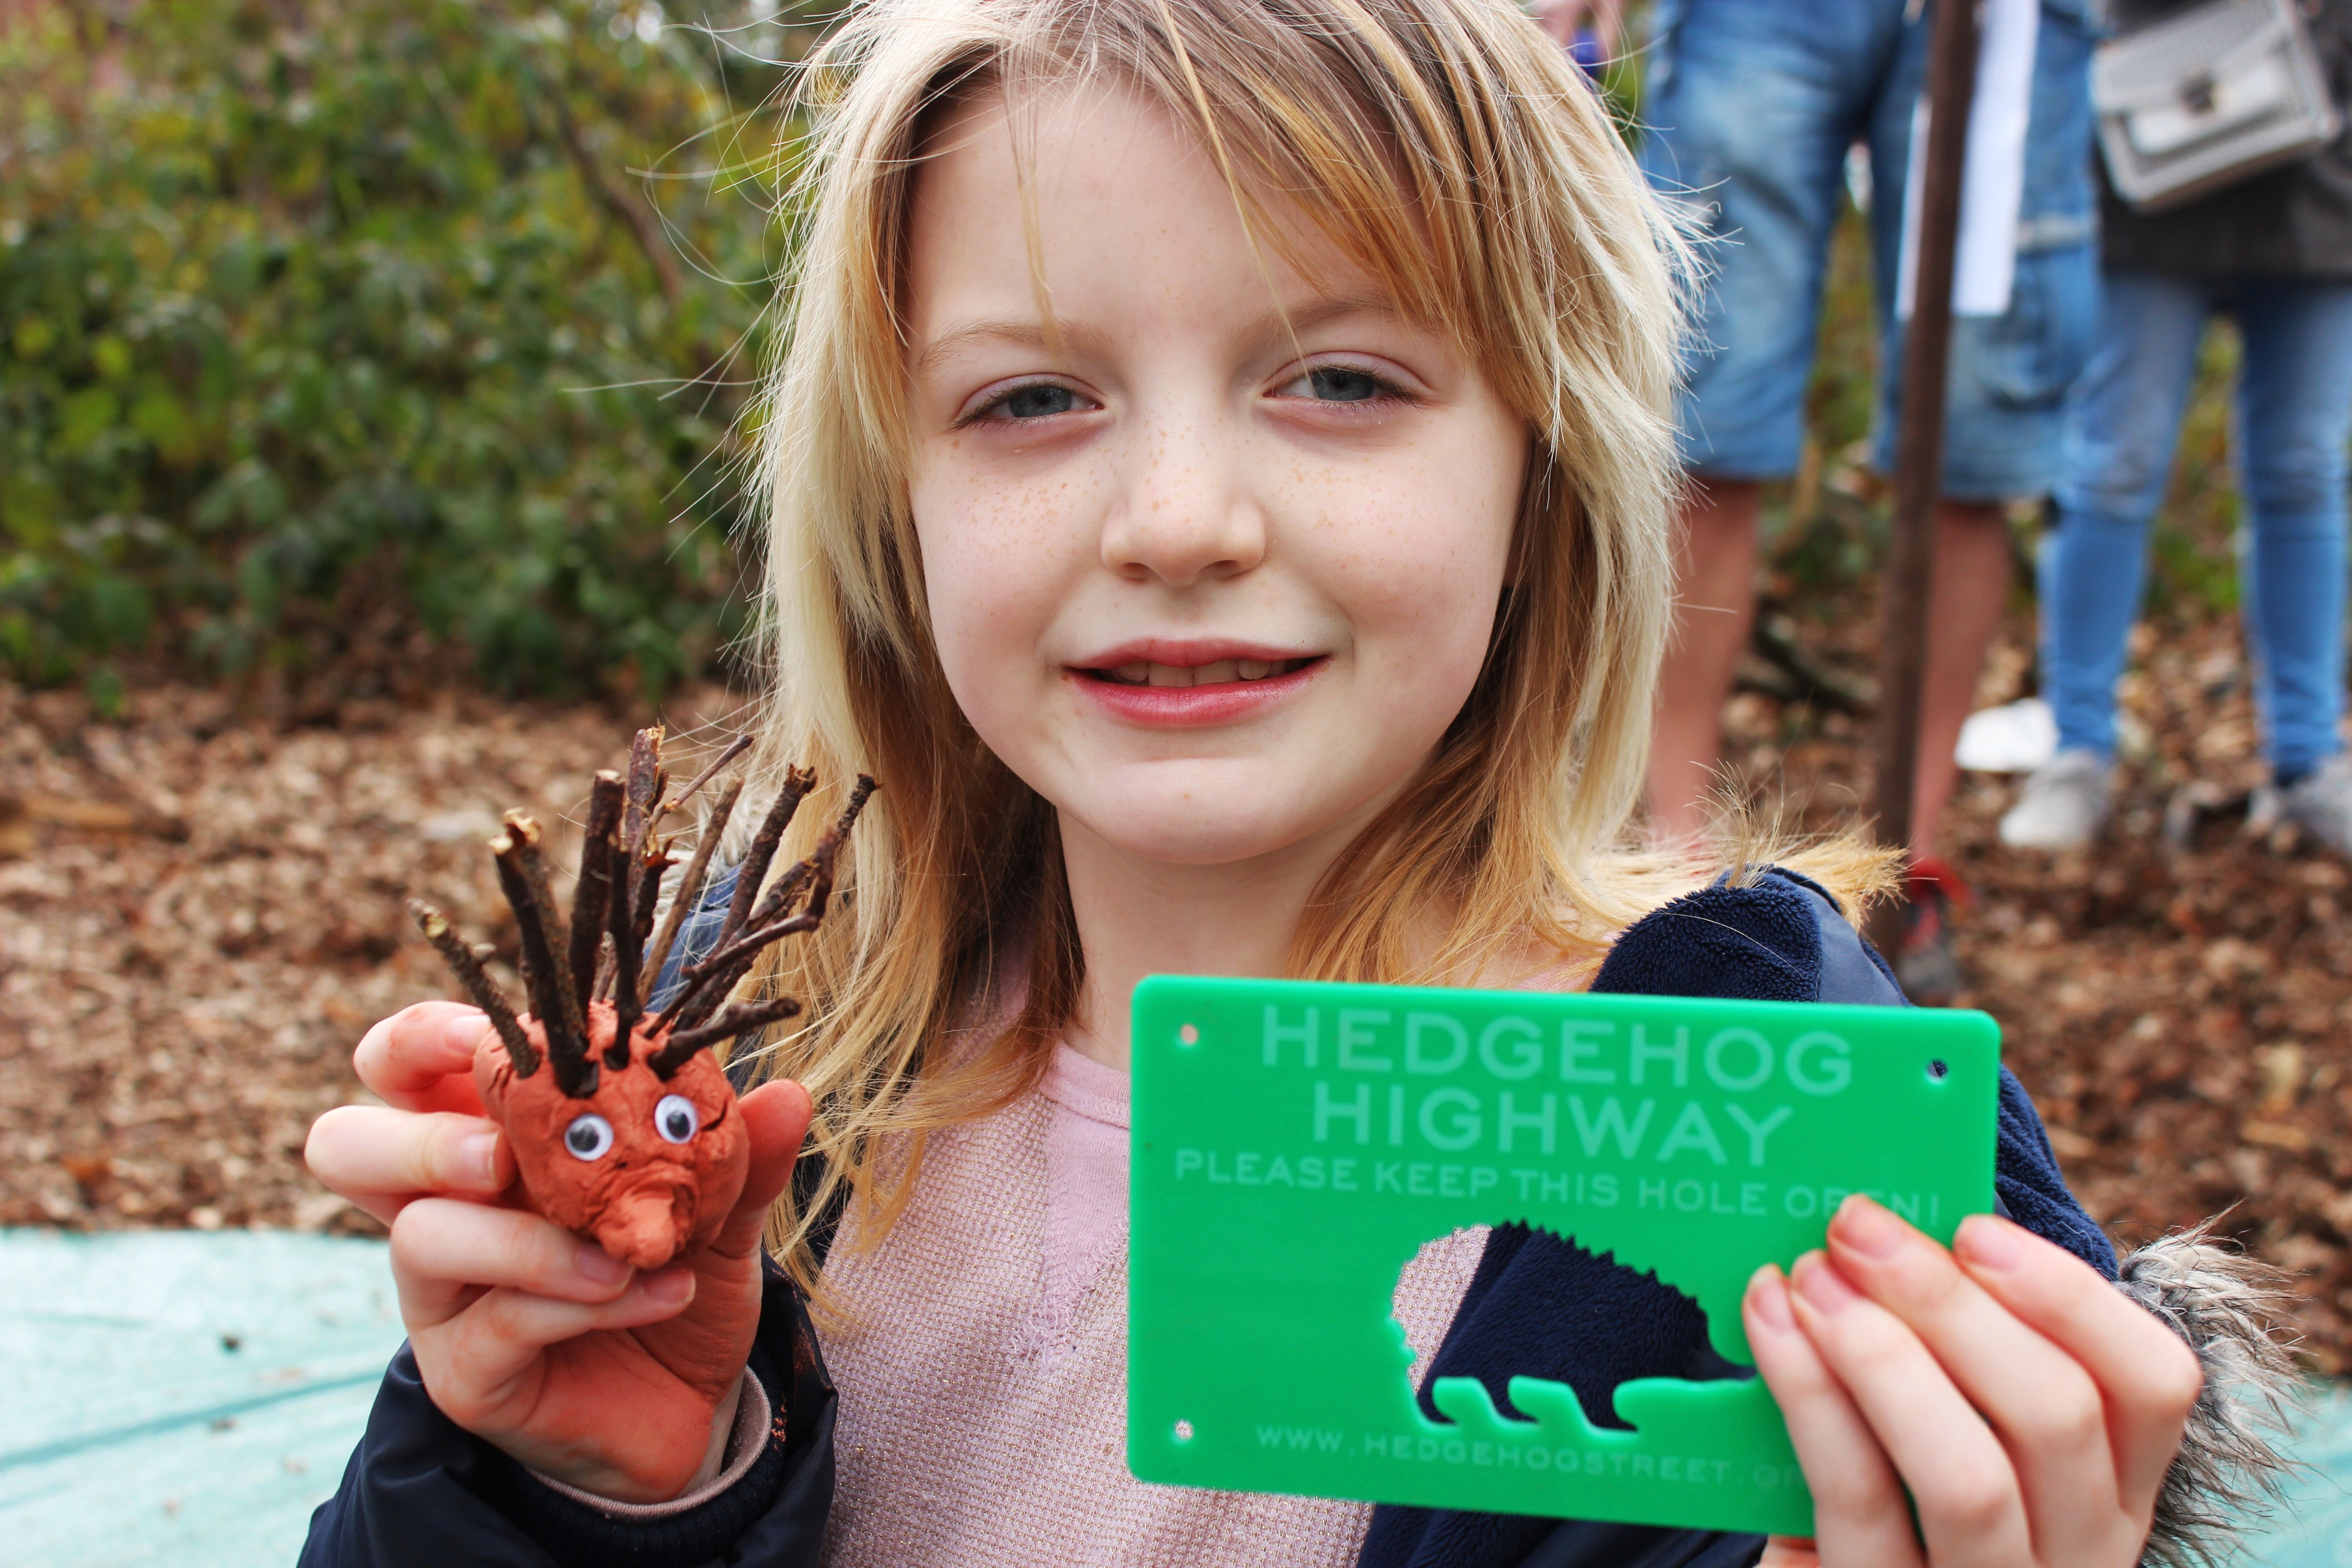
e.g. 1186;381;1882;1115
1638;0;2100;501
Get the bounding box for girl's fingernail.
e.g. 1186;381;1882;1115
576;1246;630;1287
1831;1193;1905;1259
460;1133;500;1187
1746;1265;1794;1333
446;1012;485;1048
1957;1212;2025;1269
1793;1251;1860;1314
644;1270;693;1306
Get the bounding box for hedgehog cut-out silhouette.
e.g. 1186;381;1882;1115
407;725;873;1270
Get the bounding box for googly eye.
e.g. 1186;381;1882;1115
654;1094;700;1145
563;1113;614;1161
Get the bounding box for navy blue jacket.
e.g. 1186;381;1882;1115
303;868;2112;1568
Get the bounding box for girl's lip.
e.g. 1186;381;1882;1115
1075;638;1316;669
1067;657;1324;728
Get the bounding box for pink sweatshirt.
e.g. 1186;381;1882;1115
815;1043;1487;1566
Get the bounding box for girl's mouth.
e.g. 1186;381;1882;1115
1091;657;1313;687
1068;652;1325;727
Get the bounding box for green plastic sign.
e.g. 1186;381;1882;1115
1127;976;2000;1536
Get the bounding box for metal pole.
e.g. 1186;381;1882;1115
1865;0;1980;957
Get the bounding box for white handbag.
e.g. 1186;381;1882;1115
2093;0;2342;211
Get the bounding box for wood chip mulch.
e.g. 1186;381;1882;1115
4;642;2347;1364
1724;610;2352;1369
0;681;746;1242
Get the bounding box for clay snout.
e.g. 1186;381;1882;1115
592;1180;697;1271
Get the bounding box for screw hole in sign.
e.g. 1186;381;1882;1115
1173;1419;1195;1442
1178;1024;1200;1046
1926;1059;1949;1080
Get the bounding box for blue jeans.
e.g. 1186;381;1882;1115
2043;274;2352;778
1639;0;2099;499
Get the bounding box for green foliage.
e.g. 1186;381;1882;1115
0;0;812;697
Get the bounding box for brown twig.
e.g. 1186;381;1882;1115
600;839;671;1006
708;859;813;975
641;776;743;994
496;814;594;1096
621;725;666;861
717;767;815;952
668;854;815;1029
652;995;805;1075
720;774;873;962
631;842;666;952
804;775;876;923
584;740;658;1006
491;832;583;1091
606;832;647;1067
407;899;538;1077
667;909;818;1031
665;776;875;1031
659;735;751;825
661;867;810;1034
412;745;868;1092
490;833;561;1034
569;771;625;1021
708;774;873;968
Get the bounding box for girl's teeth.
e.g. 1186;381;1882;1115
1101;656;1304;685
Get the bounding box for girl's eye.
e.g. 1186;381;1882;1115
981;382;1085;421
1276;365;1394;404
564;1113;614;1161
654;1094;701;1145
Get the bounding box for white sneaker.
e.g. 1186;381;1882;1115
2277;753;2352;858
1998;750;2113;850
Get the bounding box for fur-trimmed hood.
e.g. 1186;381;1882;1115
2121;1226;2308;1567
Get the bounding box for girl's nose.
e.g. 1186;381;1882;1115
1098;414;1267;587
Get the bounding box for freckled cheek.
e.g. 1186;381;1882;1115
1303;501;1509;635
912;484;1088;704
1310;520;1508;714
1275;439;1516;567
1376;588;1500;707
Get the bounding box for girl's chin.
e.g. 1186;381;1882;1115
1053;777;1380;870
1073;829;1318;869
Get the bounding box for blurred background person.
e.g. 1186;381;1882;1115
1539;0;2100;996
2001;0;2352;858
1533;0;1624;62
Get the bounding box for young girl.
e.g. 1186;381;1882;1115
300;2;2287;1564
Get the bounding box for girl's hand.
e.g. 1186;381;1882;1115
304;1001;813;1502
1744;1195;2202;1568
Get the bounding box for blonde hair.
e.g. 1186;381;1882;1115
732;0;1889;1289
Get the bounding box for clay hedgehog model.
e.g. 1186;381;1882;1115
406;726;874;1270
